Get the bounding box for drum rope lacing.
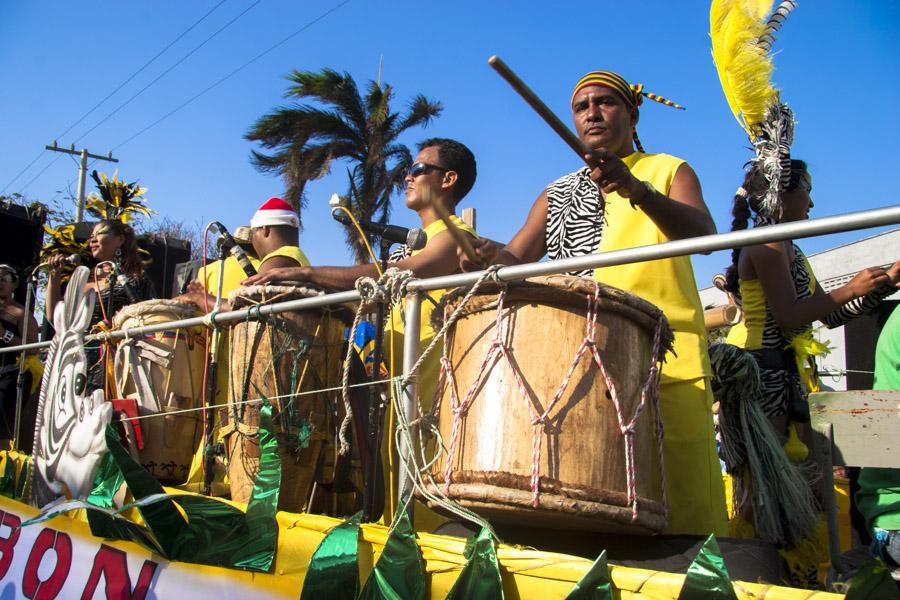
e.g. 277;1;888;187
436;281;669;524
388;265;504;536
337;267;416;456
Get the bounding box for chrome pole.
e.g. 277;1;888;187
397;291;422;519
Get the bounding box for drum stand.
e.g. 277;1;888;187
11;266;37;452
361;240;392;522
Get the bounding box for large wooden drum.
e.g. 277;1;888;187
112;299;205;485
420;275;674;534
225;284;350;512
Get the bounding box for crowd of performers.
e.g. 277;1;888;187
1;65;899;587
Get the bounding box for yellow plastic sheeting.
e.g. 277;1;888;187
0;452;842;599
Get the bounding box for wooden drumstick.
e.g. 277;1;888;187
488;55;591;164
423;188;481;265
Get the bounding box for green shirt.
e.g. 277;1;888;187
855;305;900;531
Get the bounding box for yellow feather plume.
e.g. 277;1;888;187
710;0;779;137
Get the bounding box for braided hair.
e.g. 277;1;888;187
723;159;808;295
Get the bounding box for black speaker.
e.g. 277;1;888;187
0;201;48;304
844;299;899;390
137;235;192;299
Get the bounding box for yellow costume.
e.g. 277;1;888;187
259;246;311;269
382;215;478;529
197;256;262;297
595;152;727;536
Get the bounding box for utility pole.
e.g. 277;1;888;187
45;142;119;223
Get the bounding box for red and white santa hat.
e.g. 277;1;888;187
250;197;299;229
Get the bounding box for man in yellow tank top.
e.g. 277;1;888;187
245;138;479;527
465;70;727;536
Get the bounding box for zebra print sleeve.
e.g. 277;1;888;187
820;284;898;329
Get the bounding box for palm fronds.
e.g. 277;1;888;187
246;68;443;262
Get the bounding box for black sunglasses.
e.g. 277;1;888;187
408;162;448;178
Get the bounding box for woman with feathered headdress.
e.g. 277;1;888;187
45;171;157;393
710;0;900;585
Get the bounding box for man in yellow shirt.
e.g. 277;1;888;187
465;70;726;536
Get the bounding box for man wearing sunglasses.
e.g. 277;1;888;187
243;138;478;292
244;138;477;527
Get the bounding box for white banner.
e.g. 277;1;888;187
0;497;292;599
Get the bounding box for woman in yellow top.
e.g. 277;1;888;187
724;160;899;435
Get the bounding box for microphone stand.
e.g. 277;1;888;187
362;238;391;522
12;266;38;452
202;244;228;496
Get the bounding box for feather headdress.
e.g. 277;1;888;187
84;170;154;224
711;0;799;218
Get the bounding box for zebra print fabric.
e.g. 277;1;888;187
751;244;896;418
545;168;604;278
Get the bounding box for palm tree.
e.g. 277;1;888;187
246;68;442;263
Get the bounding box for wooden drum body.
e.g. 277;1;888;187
422;275;673;534
225;285;348;512
112;299;205;484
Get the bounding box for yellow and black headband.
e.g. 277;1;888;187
571;70;685;151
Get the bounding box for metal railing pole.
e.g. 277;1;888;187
2;204;898;356
397;291;422;518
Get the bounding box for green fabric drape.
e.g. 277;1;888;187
445;526;504;600
87;452;124;509
677;535;737;600
565;550;612;600
359;508;426;600
27;402;281;572
300;511;363;600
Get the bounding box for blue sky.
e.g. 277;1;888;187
2;1;898;288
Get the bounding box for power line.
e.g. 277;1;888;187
19;155;63;194
114;0;351;151
1;1;227;195
74;0;263;145
59;0;229;143
1;152;46;195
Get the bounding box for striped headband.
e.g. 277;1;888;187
570;71;685;110
571;70;685;152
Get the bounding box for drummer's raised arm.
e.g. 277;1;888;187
242;227;473;291
461;190;548;272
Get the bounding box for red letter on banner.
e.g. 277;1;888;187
0;510;22;578
81;544;159;600
22;529;73;599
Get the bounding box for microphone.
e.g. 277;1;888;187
115;273;140;303
36;253;82;270
329;194;426;251
210;221;257;277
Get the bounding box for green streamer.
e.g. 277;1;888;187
0;455;15;497
14;456;29;500
565;550;612;600
300;511;362;600
81;423;278;571
844;557;900;600
445;527;504;600
87;452;124;509
677;535;737;600
234;399;280;571
359;508;426;600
